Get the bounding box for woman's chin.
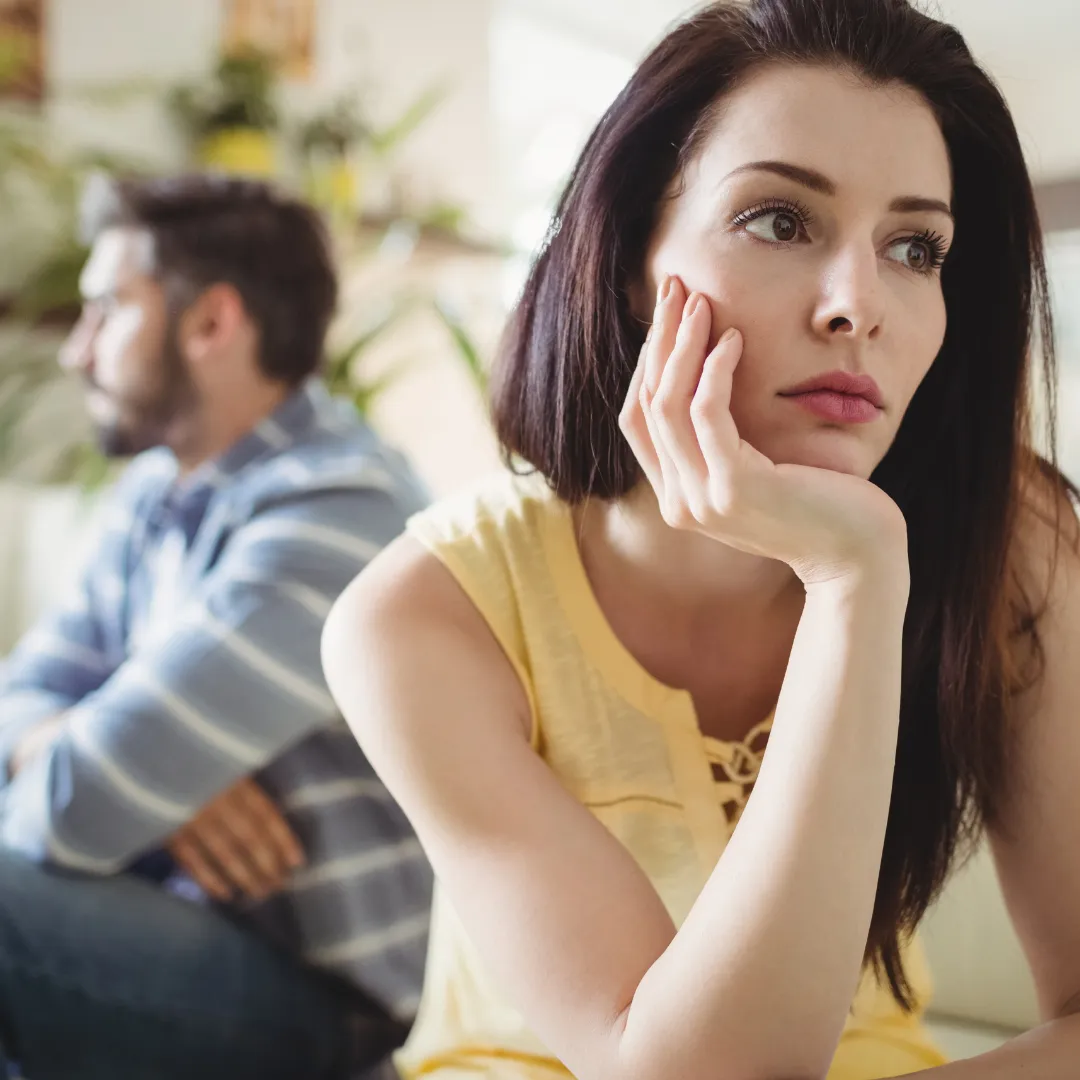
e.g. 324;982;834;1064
754;431;878;478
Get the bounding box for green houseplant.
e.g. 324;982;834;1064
296;96;369;222
168;49;281;176
294;85;444;223
0;45;132;484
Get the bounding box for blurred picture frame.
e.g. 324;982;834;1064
0;0;45;102
223;0;316;81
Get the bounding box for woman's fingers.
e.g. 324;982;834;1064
639;276;691;515
621;275;751;531
643;275;684;394
619;332;665;494
638;385;682;517
650;292;712;492
690;328;746;487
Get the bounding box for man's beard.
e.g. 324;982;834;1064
90;321;197;459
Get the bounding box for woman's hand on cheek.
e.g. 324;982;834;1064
619;274;911;589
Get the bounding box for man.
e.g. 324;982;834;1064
0;175;432;1079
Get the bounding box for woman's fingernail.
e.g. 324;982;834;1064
720;327;738;344
684;294;701;319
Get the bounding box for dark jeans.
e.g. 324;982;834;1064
0;849;358;1080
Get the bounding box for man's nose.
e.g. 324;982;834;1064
58;312;98;376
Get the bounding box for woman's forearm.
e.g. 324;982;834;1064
911;1013;1080;1078
616;565;909;1080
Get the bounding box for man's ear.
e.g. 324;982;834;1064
178;283;247;366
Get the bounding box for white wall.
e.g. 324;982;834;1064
994;67;1080;183
1048;231;1080;481
490;6;635;301
502;0;1080;184
934;0;1080;181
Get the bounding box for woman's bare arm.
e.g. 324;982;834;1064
323;535;908;1080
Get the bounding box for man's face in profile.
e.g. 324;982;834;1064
59;227;195;458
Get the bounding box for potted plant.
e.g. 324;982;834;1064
295;85;447;224
169;49;280;177
295;96;370;221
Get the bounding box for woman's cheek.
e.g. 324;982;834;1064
708;248;798;327
896;295;947;404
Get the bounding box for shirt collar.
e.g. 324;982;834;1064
168;377;329;510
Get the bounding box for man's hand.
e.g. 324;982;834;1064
9;715;67;779
168;777;305;902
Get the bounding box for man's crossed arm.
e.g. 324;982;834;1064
0;489;394;879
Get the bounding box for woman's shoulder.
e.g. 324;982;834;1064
324;528;536;745
329;469;552;743
402;461;553;580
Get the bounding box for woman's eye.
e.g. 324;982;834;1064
886;237;934;272
744;210;801;244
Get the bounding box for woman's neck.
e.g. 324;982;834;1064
576;482;802;622
571;481;805;737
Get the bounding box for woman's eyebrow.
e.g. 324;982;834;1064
889;195;954;220
723;160;953;219
725;159;837;194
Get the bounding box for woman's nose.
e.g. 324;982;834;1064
810;245;885;342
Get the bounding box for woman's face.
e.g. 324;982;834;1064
642;63;954;478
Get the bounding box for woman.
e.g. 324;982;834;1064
324;1;1080;1077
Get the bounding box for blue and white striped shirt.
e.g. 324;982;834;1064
0;379;433;1025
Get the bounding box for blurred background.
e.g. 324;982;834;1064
1;0;1079;494
1;0;1078;1064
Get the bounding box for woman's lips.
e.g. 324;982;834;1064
778;371;884;425
782;390;881;424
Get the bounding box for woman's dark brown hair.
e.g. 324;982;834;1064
494;0;1078;1006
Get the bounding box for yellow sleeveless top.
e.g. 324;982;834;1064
395;471;947;1079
